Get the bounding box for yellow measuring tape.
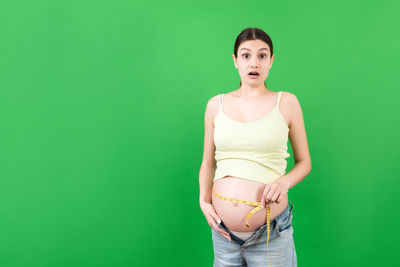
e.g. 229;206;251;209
212;187;271;267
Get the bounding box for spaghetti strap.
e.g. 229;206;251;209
218;94;224;112
276;91;283;108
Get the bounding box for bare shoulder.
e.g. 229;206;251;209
281;91;300;106
280;91;303;128
204;94;220;127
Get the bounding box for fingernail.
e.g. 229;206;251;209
217;219;221;223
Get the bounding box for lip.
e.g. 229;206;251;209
248;73;260;79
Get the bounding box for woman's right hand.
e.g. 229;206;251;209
200;200;231;241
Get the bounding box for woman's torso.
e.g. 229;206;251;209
211;90;291;232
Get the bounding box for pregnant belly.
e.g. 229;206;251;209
212;176;288;232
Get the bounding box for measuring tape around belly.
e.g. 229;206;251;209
212;187;271;267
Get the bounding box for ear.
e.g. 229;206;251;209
232;54;238;69
269;54;275;68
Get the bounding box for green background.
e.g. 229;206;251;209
0;0;399;266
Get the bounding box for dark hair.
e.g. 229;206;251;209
233;28;274;87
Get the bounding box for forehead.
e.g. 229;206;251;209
238;40;270;53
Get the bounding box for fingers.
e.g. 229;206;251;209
209;213;231;241
270;192;280;203
261;183;287;207
261;185;276;208
211;219;231;241
215;224;231;241
260;185;270;208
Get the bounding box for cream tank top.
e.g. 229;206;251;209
213;91;290;184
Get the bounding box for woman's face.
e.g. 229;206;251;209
232;39;274;86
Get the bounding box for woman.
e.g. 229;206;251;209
199;27;311;267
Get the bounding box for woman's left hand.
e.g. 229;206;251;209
260;179;290;208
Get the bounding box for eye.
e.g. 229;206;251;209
242;53;268;59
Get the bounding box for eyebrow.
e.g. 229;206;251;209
240;48;269;52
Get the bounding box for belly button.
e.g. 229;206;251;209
232;202;238;207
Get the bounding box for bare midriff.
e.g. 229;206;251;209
212;175;288;232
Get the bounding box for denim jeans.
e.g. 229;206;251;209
211;200;297;267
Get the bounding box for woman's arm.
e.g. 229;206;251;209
199;95;218;204
277;92;312;190
199;164;216;204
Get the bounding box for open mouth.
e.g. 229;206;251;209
248;71;260;77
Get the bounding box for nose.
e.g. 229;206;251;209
250;60;259;69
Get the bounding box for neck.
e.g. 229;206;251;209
236;84;271;98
